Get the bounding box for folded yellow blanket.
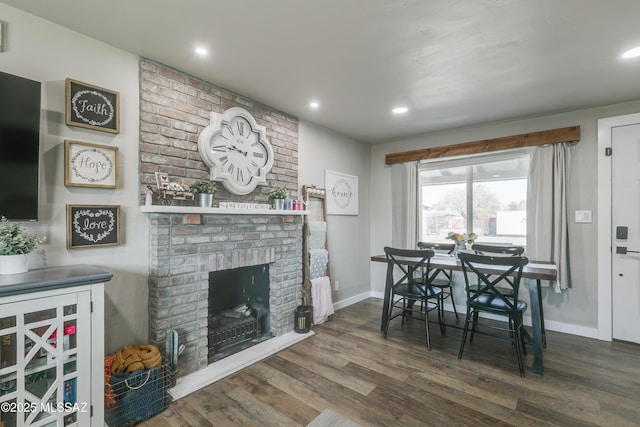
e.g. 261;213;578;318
111;344;162;374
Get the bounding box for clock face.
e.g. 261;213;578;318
198;107;274;195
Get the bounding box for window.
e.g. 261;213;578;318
419;149;530;246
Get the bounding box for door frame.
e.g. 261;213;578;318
597;112;640;341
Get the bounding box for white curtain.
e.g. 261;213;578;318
391;162;418;249
526;143;572;291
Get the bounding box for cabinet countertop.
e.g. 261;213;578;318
0;264;113;297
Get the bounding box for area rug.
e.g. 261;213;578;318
307;409;362;427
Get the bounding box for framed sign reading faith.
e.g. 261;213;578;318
67;204;121;249
64;140;119;188
325;170;359;215
65;78;120;133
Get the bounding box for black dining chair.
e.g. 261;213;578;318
470;244;525;294
417;242;458;320
383;246;444;350
471;243;546;348
457;252;529;377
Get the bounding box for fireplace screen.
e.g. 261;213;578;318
208;264;270;362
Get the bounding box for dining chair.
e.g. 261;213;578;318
383;246;444;350
470;244;525;294
457;252;529;377
471;243;546;347
417;241;458;320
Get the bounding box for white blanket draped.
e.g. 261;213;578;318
311;276;334;325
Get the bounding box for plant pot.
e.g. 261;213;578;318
198;193;214;208
272;199;285;210
0;253;28;275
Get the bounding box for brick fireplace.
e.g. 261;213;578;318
146;210;304;377
138;58;304;380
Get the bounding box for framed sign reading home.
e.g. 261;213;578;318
66;204;121;249
325;170;359;215
64;140;119;188
65;78;120;134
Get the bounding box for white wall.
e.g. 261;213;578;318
298;120;371;302
0;4;148;354
370;99;640;335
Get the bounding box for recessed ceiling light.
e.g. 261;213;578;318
310;101;320;109
195;47;209;56
392;106;409;114
622;46;640;59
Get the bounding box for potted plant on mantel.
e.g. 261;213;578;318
190;180;218;208
268;187;288;210
0;216;46;275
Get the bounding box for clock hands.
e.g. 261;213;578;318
213;144;248;156
228;146;248;156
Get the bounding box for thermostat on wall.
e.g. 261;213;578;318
574;210;592;223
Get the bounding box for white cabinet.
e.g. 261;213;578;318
0;265;111;427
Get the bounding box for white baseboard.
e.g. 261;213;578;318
333;291;372;310
335;292;602;340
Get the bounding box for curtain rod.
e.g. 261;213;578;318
385;126;580;165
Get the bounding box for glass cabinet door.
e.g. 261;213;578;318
0;291;91;427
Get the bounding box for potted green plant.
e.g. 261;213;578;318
268;187;288;210
191;180;218;208
0;216;46;275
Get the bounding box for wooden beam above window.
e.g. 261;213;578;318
385;126;580;165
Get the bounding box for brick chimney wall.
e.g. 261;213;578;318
138;58;299;203
138;59;303;376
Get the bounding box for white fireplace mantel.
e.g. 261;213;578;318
140;205;309;215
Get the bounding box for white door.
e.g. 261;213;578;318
611;123;640;343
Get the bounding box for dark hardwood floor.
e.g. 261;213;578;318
140;298;640;426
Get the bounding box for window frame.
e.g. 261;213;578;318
418;148;531;244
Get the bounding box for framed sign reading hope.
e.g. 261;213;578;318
65;78;120;134
64;140;119;188
66;205;121;249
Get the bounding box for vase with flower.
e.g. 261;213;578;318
446;231;477;257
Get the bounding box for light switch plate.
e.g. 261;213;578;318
575;210;592;223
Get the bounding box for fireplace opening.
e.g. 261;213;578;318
208;264;271;363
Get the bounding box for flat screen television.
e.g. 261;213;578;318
0;71;41;221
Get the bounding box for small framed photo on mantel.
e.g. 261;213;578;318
65;78;120;134
64;140;119;188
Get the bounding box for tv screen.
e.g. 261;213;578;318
0;71;41;221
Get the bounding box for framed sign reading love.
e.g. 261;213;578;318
66;205;121;249
65;78;120;134
64;140;119;188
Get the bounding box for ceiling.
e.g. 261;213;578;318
3;0;640;143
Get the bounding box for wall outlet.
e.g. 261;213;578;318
334;280;339;291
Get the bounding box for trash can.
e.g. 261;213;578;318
294;305;312;333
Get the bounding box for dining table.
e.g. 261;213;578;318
371;252;557;375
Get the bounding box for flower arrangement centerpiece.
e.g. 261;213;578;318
446;231;477;248
0;216;46;274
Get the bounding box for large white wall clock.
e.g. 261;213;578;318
198;107;274;195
